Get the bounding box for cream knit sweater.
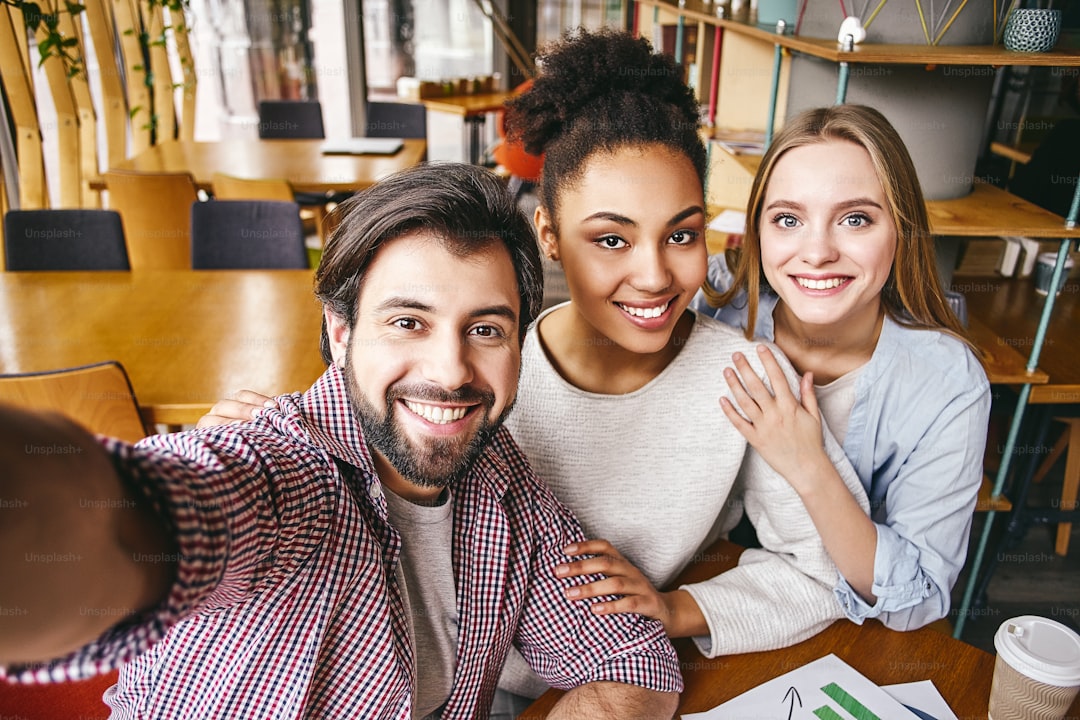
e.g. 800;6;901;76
499;308;869;695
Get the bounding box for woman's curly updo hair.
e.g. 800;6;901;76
504;27;707;222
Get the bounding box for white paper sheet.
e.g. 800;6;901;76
682;653;922;720
882;680;958;720
707;209;747;234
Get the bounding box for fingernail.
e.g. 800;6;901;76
564;544;577;554
555;564;568;577
250;408;262;418
565;587;580;598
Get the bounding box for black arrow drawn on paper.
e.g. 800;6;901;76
783;686;803;720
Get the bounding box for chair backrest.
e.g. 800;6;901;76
257;100;326;139
104;169;198;270
365;101;427;139
210;172;296;202
190;199;308;269
3;209;130;270
0;361;148;443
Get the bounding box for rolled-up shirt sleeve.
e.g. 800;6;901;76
2;424;334;684
833;367;990;630
512;488;683;694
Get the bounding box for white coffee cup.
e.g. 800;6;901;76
989;615;1080;720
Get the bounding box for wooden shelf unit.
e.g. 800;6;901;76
635;0;1080;66
634;0;1080;637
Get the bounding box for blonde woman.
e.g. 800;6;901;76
694;104;990;632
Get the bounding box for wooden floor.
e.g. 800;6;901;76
951;463;1080;654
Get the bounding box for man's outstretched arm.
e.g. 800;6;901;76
0;403;175;666
550;682;678;719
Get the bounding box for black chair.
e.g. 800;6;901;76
190;200;308;269
4;209;130;270
257;100;326;139
256;100;348;206
365;101;427;139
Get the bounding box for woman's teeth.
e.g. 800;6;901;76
618;301;670;318
796;277;845;290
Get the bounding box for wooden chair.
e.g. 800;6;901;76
190;199;308;269
1032;417;1080;556
4;209;130;270
0;360;149;442
104;170;198;270
0;361;146;716
0;672;119;720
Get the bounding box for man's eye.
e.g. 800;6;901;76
393;318;419;330
470;325;503;338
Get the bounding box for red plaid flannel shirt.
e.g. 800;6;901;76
2;366;681;718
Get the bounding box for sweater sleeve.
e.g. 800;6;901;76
680;347;870;657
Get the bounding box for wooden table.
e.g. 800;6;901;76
421;91;515;165
0;270;326;426
89;138;427;195
522;539;1080;718
961;275;1080;405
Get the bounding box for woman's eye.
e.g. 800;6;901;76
775;214;799;229
669;230;699;245
843;213;871;228
597;235;628;249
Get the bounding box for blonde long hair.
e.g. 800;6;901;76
702;104;976;354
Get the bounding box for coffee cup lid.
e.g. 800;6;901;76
995;615;1080;687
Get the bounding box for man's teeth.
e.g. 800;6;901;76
404;401;468;424
619;301;670;319
796;277;845;290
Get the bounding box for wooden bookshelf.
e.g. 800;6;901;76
635;0;1080;67
928;183;1080;238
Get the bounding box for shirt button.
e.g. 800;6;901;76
369;484;383;499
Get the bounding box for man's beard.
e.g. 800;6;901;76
343;350;513;490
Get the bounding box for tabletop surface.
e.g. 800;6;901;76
0;270;326;425
523;539;1080;718
960;274;1080;404
420;91;516;116
90;138;427;194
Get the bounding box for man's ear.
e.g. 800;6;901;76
324;308;350;368
534;206;560;263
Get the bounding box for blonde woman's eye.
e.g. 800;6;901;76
843;213;871;228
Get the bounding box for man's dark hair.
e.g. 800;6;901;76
314;162;544;364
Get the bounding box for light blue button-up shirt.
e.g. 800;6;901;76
692;254;991;630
